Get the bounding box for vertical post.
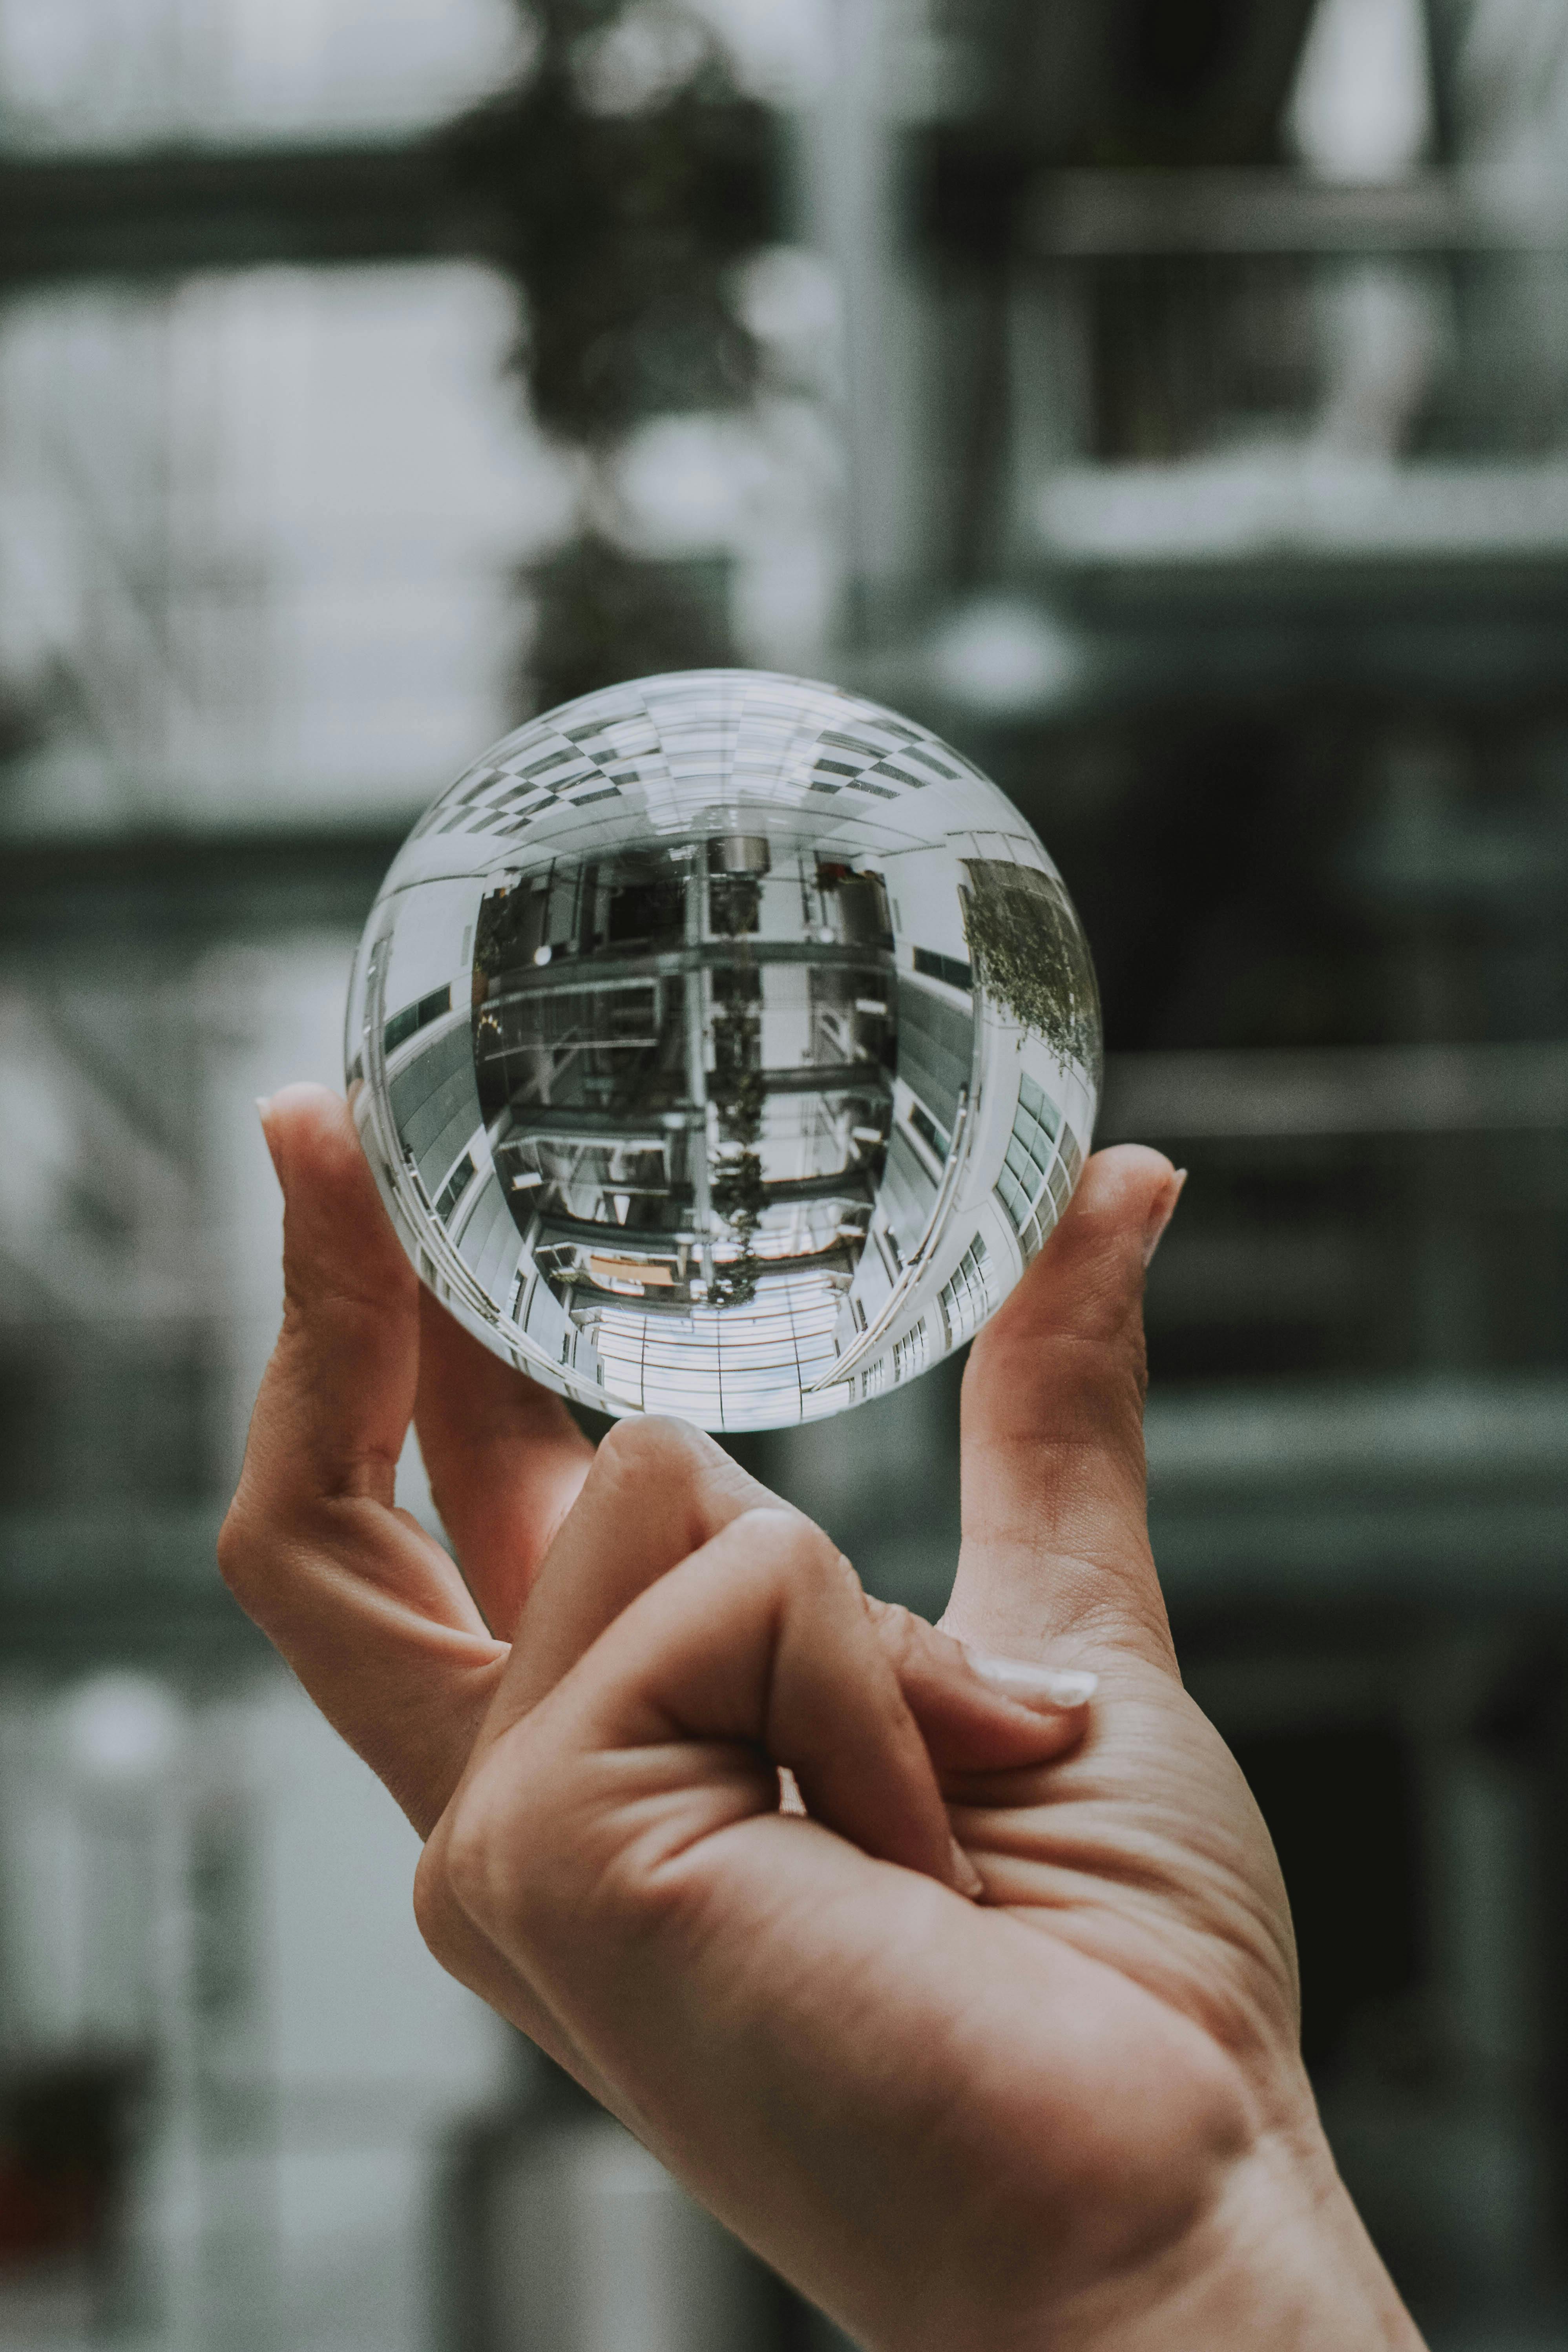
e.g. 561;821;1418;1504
796;0;923;648
684;856;716;1289
1404;1636;1556;2306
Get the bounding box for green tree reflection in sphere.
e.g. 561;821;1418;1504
346;670;1100;1432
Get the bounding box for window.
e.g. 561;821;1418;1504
384;984;453;1055
907;1099;949;1164
435;1151;476;1225
912;946;971;991
995;1075;1073;1263
892;1318;928;1384
938;1236;995;1348
894;974;973;1136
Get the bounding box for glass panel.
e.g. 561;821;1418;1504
0;0;528;151
0;264;574;833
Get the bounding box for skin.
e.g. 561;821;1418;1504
220;1083;1427;2352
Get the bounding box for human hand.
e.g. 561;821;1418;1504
221;1084;1424;2352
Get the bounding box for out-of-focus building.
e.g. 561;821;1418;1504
1;0;1567;2346
783;4;1568;2339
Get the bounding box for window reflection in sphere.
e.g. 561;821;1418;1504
346;670;1100;1432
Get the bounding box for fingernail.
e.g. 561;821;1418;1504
965;1651;1099;1710
1142;1168;1188;1268
255;1097;282;1181
949;1834;984;1900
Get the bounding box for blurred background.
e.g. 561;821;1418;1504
2;0;1567;2344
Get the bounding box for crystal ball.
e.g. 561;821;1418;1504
345;670;1100;1432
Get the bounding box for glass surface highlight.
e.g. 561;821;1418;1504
346;670;1100;1431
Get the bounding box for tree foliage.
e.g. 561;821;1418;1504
960;859;1101;1079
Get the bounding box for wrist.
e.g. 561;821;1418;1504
1079;2106;1425;2352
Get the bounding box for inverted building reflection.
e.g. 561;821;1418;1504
355;671;1097;1431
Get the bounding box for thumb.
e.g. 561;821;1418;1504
941;1145;1183;1675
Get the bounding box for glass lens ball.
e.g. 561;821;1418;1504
346;669;1100;1432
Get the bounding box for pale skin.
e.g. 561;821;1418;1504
220;1083;1427;2352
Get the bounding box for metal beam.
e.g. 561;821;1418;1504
756;1062;892;1097
1146;1375;1568;1611
1101;1041;1568;1140
1022;168;1568;260
6;833;1564;1146
0;140;495;289
921;153;1568;265
0;820;409;957
0;1502;267;1671
831;1372;1568;1623
5;1375;1567;1651
489;940;894;998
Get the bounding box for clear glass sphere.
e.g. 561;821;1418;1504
346;670;1100;1432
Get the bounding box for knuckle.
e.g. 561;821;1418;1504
586;1411;646;1472
599;1830;729;1949
869;1596;924;1672
215;1496;263;1604
439;1787;501;1926
595;1412;711;1484
436;1760;552;1948
411;1832;462;1963
281;1266;409;1333
743;1508;845;1593
593;1414;763;1555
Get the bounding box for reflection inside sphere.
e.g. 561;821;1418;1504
346;670;1099;1431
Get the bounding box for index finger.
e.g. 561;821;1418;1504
414;1288;594;1640
219;1085;506;1829
480;1413;784;1737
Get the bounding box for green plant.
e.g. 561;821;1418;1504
959;859;1100;1077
